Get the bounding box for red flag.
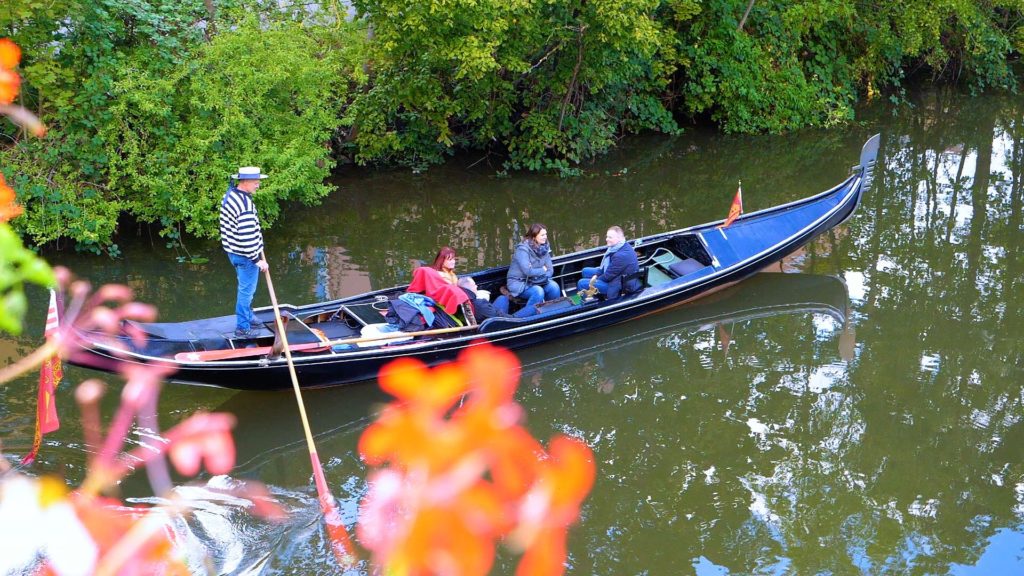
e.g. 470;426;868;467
22;289;63;465
720;182;743;228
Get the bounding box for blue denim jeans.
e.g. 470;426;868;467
517;281;561;317
495;280;561;318
493;294;538;318
228;253;259;330
576;266;610;295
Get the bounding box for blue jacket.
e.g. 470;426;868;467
506;241;554;297
599;244;641;299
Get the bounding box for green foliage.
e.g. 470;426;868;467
669;0;1021;132
1;147;124;253
2;0;208;248
347;0;684;173
103;17;352;239
675;0;857;132
1;0;1022;250
842;0;1021;94
2;2;358;248
0;223;55;335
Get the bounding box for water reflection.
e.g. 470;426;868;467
3;89;1024;574
517;275;856;575
162;272;849;574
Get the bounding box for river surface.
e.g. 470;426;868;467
2;89;1023;575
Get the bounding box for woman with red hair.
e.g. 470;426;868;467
431;247;459;285
406;246;470;316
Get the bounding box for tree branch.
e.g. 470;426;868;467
738;0;756;31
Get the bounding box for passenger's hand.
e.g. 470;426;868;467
257;259;269;272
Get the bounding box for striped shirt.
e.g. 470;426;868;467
219;186;264;261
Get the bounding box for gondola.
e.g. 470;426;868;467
65;135;879;390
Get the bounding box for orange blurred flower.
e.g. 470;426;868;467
0;38;45;136
166;412;238;476
0;38;20;69
67;493;191;576
512;436;596;575
0;38;20;105
0;68;18;105
358;342;596;576
0;173;23;222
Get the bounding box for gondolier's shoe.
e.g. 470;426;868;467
233;328;256;338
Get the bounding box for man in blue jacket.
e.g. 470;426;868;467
576;226;641;299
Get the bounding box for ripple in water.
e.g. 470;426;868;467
132;476;363;575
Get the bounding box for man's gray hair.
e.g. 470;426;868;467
457;276;475;290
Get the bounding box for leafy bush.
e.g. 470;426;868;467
347;0;684;173
1;0;1021;249
2;3;358;248
103;17;353;240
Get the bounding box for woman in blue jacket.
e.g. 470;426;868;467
500;223;561;317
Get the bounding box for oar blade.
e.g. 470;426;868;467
310;452;357;568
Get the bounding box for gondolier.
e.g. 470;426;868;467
220;166;270;337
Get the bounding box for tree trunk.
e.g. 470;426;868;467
738;0;756;31
204;0;216;38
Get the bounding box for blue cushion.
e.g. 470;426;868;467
669;258;704;277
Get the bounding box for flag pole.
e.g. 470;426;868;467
718;180;744;236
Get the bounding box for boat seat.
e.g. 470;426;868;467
305;321;360;340
669;258;705;277
646;265;675;287
334;302;389;326
619;267;646;297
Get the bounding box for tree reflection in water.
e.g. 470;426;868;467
9;91;1024;574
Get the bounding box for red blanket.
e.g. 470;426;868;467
407;266;469;315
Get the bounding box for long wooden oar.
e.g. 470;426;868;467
261;260;355;568
174;323;477;362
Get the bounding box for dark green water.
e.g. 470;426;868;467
2;89;1023;574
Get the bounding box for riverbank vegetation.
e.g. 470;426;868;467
1;0;1021;251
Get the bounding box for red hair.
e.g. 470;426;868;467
431;247;456;271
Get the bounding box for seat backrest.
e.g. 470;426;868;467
621;266;647;295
